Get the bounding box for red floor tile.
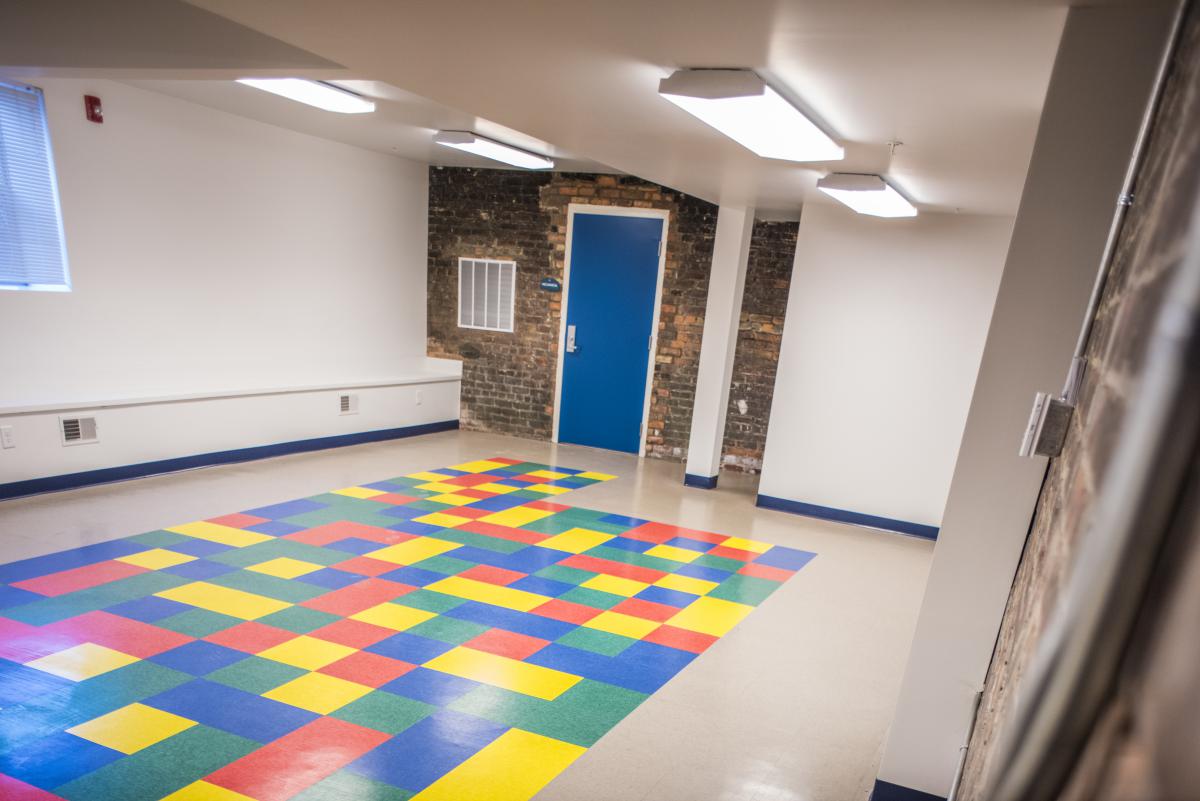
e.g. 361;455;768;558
12;561;147;597
463;628;550;660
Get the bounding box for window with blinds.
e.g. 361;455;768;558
458;258;515;332
0;81;70;292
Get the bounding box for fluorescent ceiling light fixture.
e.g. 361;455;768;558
658;69;843;162
817;173;918;218
433;131;554;170
236;78;375;114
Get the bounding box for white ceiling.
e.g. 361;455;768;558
183;0;1077;217
8;0;1158;217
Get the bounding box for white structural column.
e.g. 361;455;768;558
873;5;1172;800
684;204;755;485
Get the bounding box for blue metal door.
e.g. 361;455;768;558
558;212;664;453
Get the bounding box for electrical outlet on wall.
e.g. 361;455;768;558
0;425;14;449
415;390;423;406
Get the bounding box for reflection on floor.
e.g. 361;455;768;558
0;457;815;801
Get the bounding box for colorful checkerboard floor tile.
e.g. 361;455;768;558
0;457;816;801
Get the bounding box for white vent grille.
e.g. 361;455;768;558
339;393;359;415
458;258;515;332
60;415;98;445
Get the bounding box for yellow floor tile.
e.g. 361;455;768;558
156;581;291;620
406;471;454;482
654;573;719;596
414;481;466;493
160;781;258;801
367;537;461;565
479;506;553;528
667;596;754;637
583;610;660;639
720;536;773;554
257;635;357;670
331;486;387;499
581;574;647;598
116;548;196;570
473;483;519;494
575;471;616;481
27;642;139;681
643;544;701;564
350;602;437;631
412;728;586;801
412;512;473;528
67;702;195;754
424;647;581;700
247;557;322;579
166;521;272;548
526;470;569;480
263;671;372;714
425;576;550;613
425;493;481;506
535;528;614;554
527;484;571;495
448;459;510;473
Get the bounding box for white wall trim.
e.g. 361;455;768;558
551;203;669;454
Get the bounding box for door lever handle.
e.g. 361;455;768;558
566;324;579;353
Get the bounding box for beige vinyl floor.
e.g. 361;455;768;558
0;430;933;801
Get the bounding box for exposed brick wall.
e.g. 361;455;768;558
427;167;795;464
958;6;1200;799
722;220;799;472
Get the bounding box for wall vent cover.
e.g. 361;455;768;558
339;393;359;415
60;415;98;446
458;258;516;332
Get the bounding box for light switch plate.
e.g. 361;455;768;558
0;425;14;449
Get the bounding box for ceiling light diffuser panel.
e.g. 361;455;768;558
817;174;918;218
433;131;555;170
236;79;376;113
658;69;843;162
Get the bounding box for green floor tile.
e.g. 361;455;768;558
208;538;347;569
587;545;681;573
394;589;466;613
208;570;326;603
708;573;782;606
406;615;488;645
691;553;744;573
125;530;191;548
450;679;647;747
559;586;624;610
257;605;341;633
424;528;527;554
556;626;637;656
330;690;434;735
291;770;415;801
411;555;475;576
534;565;596;585
208;655;307;694
55;724;258;801
155;608;243;637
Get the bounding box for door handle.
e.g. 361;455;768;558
566;325;579;353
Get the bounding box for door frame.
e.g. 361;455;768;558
551;203;670;455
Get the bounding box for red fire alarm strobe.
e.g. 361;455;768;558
84;95;103;123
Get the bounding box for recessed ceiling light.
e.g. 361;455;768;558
236;79;376;114
817;174;918;218
433;131;555;170
658;69;843;162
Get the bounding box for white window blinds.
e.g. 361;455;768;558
0;81;70;291
458;258;515;332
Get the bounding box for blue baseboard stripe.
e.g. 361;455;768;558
683;473;718;489
870;779;946;801
0;420;460;502
756;494;939;540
